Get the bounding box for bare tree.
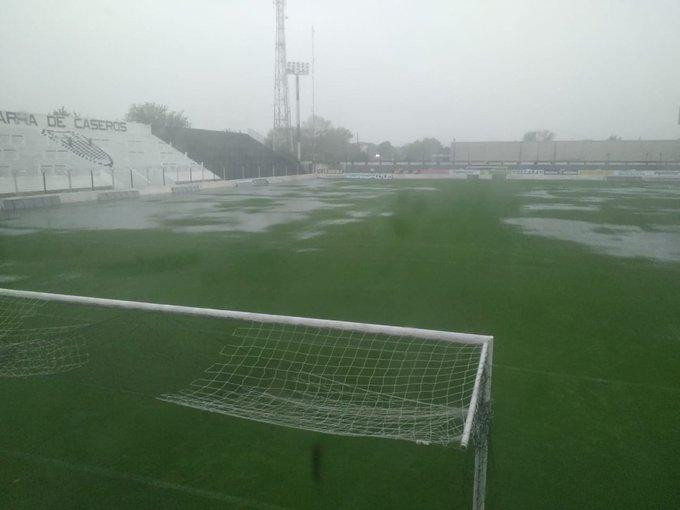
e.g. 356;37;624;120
125;102;190;128
522;130;555;142
51;106;80;117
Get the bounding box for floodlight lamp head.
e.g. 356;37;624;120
286;61;310;75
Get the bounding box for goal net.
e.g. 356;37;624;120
0;288;493;507
0;296;89;377
159;320;488;446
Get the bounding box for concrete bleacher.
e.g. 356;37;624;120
0;109;215;195
151;126;301;180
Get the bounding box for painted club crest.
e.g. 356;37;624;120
41;129;114;167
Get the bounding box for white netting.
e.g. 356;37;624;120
159;321;486;446
0;297;89;377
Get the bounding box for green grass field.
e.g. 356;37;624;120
1;178;679;509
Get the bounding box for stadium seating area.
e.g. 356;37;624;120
0;110;214;195
152;126;301;180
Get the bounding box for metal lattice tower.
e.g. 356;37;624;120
273;0;292;152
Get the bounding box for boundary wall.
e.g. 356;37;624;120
326;168;680;181
0;174;317;213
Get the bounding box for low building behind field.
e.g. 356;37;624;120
451;139;680;169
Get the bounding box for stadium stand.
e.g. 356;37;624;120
0;110;213;195
151;126;301;180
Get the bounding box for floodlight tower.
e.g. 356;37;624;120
286;61;310;162
273;0;292;152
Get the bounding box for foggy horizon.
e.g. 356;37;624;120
3;0;679;145
1;3;680;509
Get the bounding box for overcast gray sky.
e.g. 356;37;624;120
2;0;679;144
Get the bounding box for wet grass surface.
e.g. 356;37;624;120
0;178;679;509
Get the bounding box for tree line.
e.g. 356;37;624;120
266;116;449;165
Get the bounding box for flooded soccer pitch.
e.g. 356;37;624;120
0;178;679;509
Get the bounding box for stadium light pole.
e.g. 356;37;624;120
286;62;310;163
311;26;316;173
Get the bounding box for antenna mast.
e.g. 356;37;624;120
273;0;292;152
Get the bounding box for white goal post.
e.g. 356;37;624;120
0;287;493;510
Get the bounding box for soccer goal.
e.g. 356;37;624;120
0;287;493;510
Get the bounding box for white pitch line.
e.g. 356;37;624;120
0;448;288;510
494;363;680;393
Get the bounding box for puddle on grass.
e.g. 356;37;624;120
512;183;680;262
412;186;442;192
504;217;680;262
522;203;599;212
0;226;40;236
1;202;158;231
347;210;374;219
296;231;325;240
0;180;401;237
320;218;361;226
654;224;680;233
55;272;82;281
589;186;680;198
521;184;680;207
613;206;680;215
520;190;564;200
576;196;610;204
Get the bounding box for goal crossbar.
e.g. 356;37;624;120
0;288;491;346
